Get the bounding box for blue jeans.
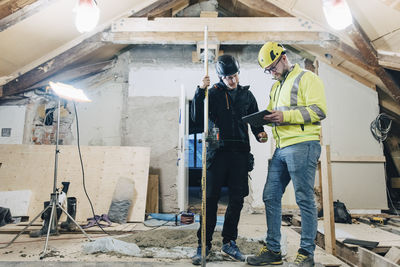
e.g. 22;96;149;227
263;141;321;256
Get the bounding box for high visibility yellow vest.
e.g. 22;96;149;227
267;64;327;148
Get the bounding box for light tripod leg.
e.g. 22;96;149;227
0;205;51;249
40;197;57;259
56;203;92;241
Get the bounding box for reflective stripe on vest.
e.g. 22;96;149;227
276;70;326;123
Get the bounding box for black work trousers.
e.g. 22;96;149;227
197;150;249;248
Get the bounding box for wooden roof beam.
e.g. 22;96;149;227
0;1;171;98
345;19;400;103
0;0;60;32
131;0;189;17
107;17;334;45
1;33;105;97
105;31;334;45
218;0;292;17
321;40;375;75
237;0;292;17
112;17;326;33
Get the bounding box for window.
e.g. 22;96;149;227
188;133;203;168
1;128;11;137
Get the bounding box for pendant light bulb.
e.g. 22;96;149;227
75;0;100;33
322;0;353;30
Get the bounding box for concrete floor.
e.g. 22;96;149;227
0;214;347;266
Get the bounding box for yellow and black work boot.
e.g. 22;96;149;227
246;245;283;266
288;249;314;267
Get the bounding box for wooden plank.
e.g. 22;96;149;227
0;144;150;222
330;155;386;163
131;0;186;17
384;246;400;264
111;17;326;33
238;0;292;17
378;50;400;71
320;145;336;255
359;246;399;267
146;174;159;214
218;0;291;17
288;227;349;266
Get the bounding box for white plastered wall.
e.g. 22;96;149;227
319;62;387;210
0;106;26;144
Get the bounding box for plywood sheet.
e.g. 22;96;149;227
146;174;159;214
0;144;150;222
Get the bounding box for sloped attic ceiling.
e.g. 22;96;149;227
0;0;399;111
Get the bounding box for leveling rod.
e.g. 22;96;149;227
201;25;208;267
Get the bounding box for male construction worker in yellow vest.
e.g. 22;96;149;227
247;42;327;267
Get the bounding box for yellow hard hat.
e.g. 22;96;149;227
258;42;286;69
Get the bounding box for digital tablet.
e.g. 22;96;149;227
242;110;272;127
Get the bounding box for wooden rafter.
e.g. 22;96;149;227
0;1;170;98
105;31;335;45
131;0;189;17
106;17;334;45
26;59;116;90
321;40;375;75
0;0;36;19
112;17;325;33
346;19;400;103
0;0;59;32
218;0;291;17
258;0;399;101
237;0;292;17
1;33;104;97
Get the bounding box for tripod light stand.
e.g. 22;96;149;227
1;81;93;259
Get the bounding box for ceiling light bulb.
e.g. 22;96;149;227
75;0;100;33
322;0;352;30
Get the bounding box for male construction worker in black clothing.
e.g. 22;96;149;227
191;54;268;265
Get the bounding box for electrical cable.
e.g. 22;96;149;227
370;113;393;142
370;113;399;215
73;102;111;236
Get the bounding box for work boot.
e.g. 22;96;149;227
247;245;283;266
192;245;210;265
288;249;314;267
221;240;245;261
29;201;59;238
60;197;77;231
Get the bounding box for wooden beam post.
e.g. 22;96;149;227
320;145;336;255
